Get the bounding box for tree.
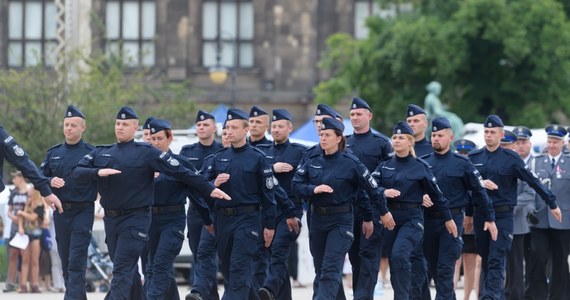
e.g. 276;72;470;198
315;0;570;132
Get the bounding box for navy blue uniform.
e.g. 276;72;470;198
257;140;306;300
72;140;216;300
293;150;387;300
204;144;276;299
179;141;223;290
146;151;212;300
468;147;557;300
422;150;495;300
40;140;97;300
372;154;451;300
414;138;433;157
249;136;272;147
346;130;392;300
0;124;52;196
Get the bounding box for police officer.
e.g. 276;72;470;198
292;117;395;300
40;105;97;300
504;126;535;300
140;116;156;277
142;116;156;143
256;109;306;300
195;108;276;299
249;106;272;146
371;121;456;300
468;115;561;300
454;139;476;155
406;104;432;157
301;104;344;163
0;125;62;212
345;97;392;300
500;130;517;150
179;110;223;294
422;117;497;300
525;125;570;300
72;106;230;300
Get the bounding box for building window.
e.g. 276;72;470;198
202;0;254;68
7;0;57;67
105;0;156;67
354;1;412;39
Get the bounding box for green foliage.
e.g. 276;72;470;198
316;0;570;132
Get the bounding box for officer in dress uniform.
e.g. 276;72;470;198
301;104;342;164
195;108;276;300
140;116;156;278
406;104;432;157
40;105;97;300
249;106;272;146
0;126;63;212
422;117;497;300
179;110;224;295
372;121;456;300
256;109;306;300
468;115;561;300
292;117;395;300
525;125;570;300
71;106;230;300
345;97;392;300
145;119;214;300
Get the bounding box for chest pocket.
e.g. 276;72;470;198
405;173;423;181
241;164;260;194
214;160;231;173
93;157;113;168
48;159;63;174
308;165;324;179
497;168;514;177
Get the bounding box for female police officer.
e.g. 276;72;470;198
371;121;456;300
292;117;395;300
144;119;213;300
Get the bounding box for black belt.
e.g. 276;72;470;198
493;205;512;213
312;204;352;216
427;207;464;218
152;204;185;215
217;205;259;216
388;202;421;210
62;202;93;211
105;206;149;218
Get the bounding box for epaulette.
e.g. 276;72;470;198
419;153;432;160
181;143;198;151
452;152;469;161
379;154;393;163
46;143;63;152
95;144;113;148
372;132;391;142
291;142;308;149
468;148;484;156
256;144;272;149
251;146;269;157
135;141;153;147
503;148;520;158
534;153;546;159
85;143;96;151
415;157;431;168
342;152;361;163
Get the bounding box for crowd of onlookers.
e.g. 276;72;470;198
1;171;65;293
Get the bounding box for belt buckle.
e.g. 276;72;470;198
226;207;237;216
317;207;327;215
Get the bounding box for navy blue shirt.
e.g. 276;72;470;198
372;154;452;220
72;140;216;210
346;130;392;171
179;140;224;171
469;146;557;209
204;143;277;229
0;125;51;196
249;136;272;147
40;140;98;203
422;150;495;221
415;138;433;157
292;150;387;221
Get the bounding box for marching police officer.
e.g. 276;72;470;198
525;125;570;299
345;97;392;300
249;106;272;146
371;121;456;300
292;117;395;300
301;104;344;164
145;119;214;300
179;110;223;295
0;125;62;212
194;108;276;299
40;105;97;300
422;117;497;300
142;116;156;143
72;106;230;300
256;109;306;300
406;104;432;157
468;115;561;300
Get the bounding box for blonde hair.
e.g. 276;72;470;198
406;134;417;158
24;188;47;228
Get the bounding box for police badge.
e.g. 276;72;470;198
13;145;24;157
266;177;274;189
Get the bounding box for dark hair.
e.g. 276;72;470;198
334;129;346;151
164;129;173;139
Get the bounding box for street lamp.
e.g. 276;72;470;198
208;32;237;108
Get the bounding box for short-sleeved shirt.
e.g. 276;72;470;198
8;189;28;235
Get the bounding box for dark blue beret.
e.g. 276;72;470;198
321;117;344;132
484;115;504;128
148;119;171;134
431;117;451;132
393;121;414;135
454;139;476;152
350;97;371;111
272;109;292;122
65;105;85;119
227;108;249;121
407;104;426;118
143;116;156;129
116;106;139;120
501;130;517;144
315;104;338;118
249;106;268;118
196;110;215;123
513;126;532;139
545;124;567;139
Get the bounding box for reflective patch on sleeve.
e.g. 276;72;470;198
4;136;13;144
13;145;24;157
266;177;274;189
368;177;378;188
167;157;180;166
264;168;272;174
363;169;369;177
297;168;305;175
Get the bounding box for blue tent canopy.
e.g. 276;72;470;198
290;119;384;143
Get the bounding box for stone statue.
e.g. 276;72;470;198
424;81;464;140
